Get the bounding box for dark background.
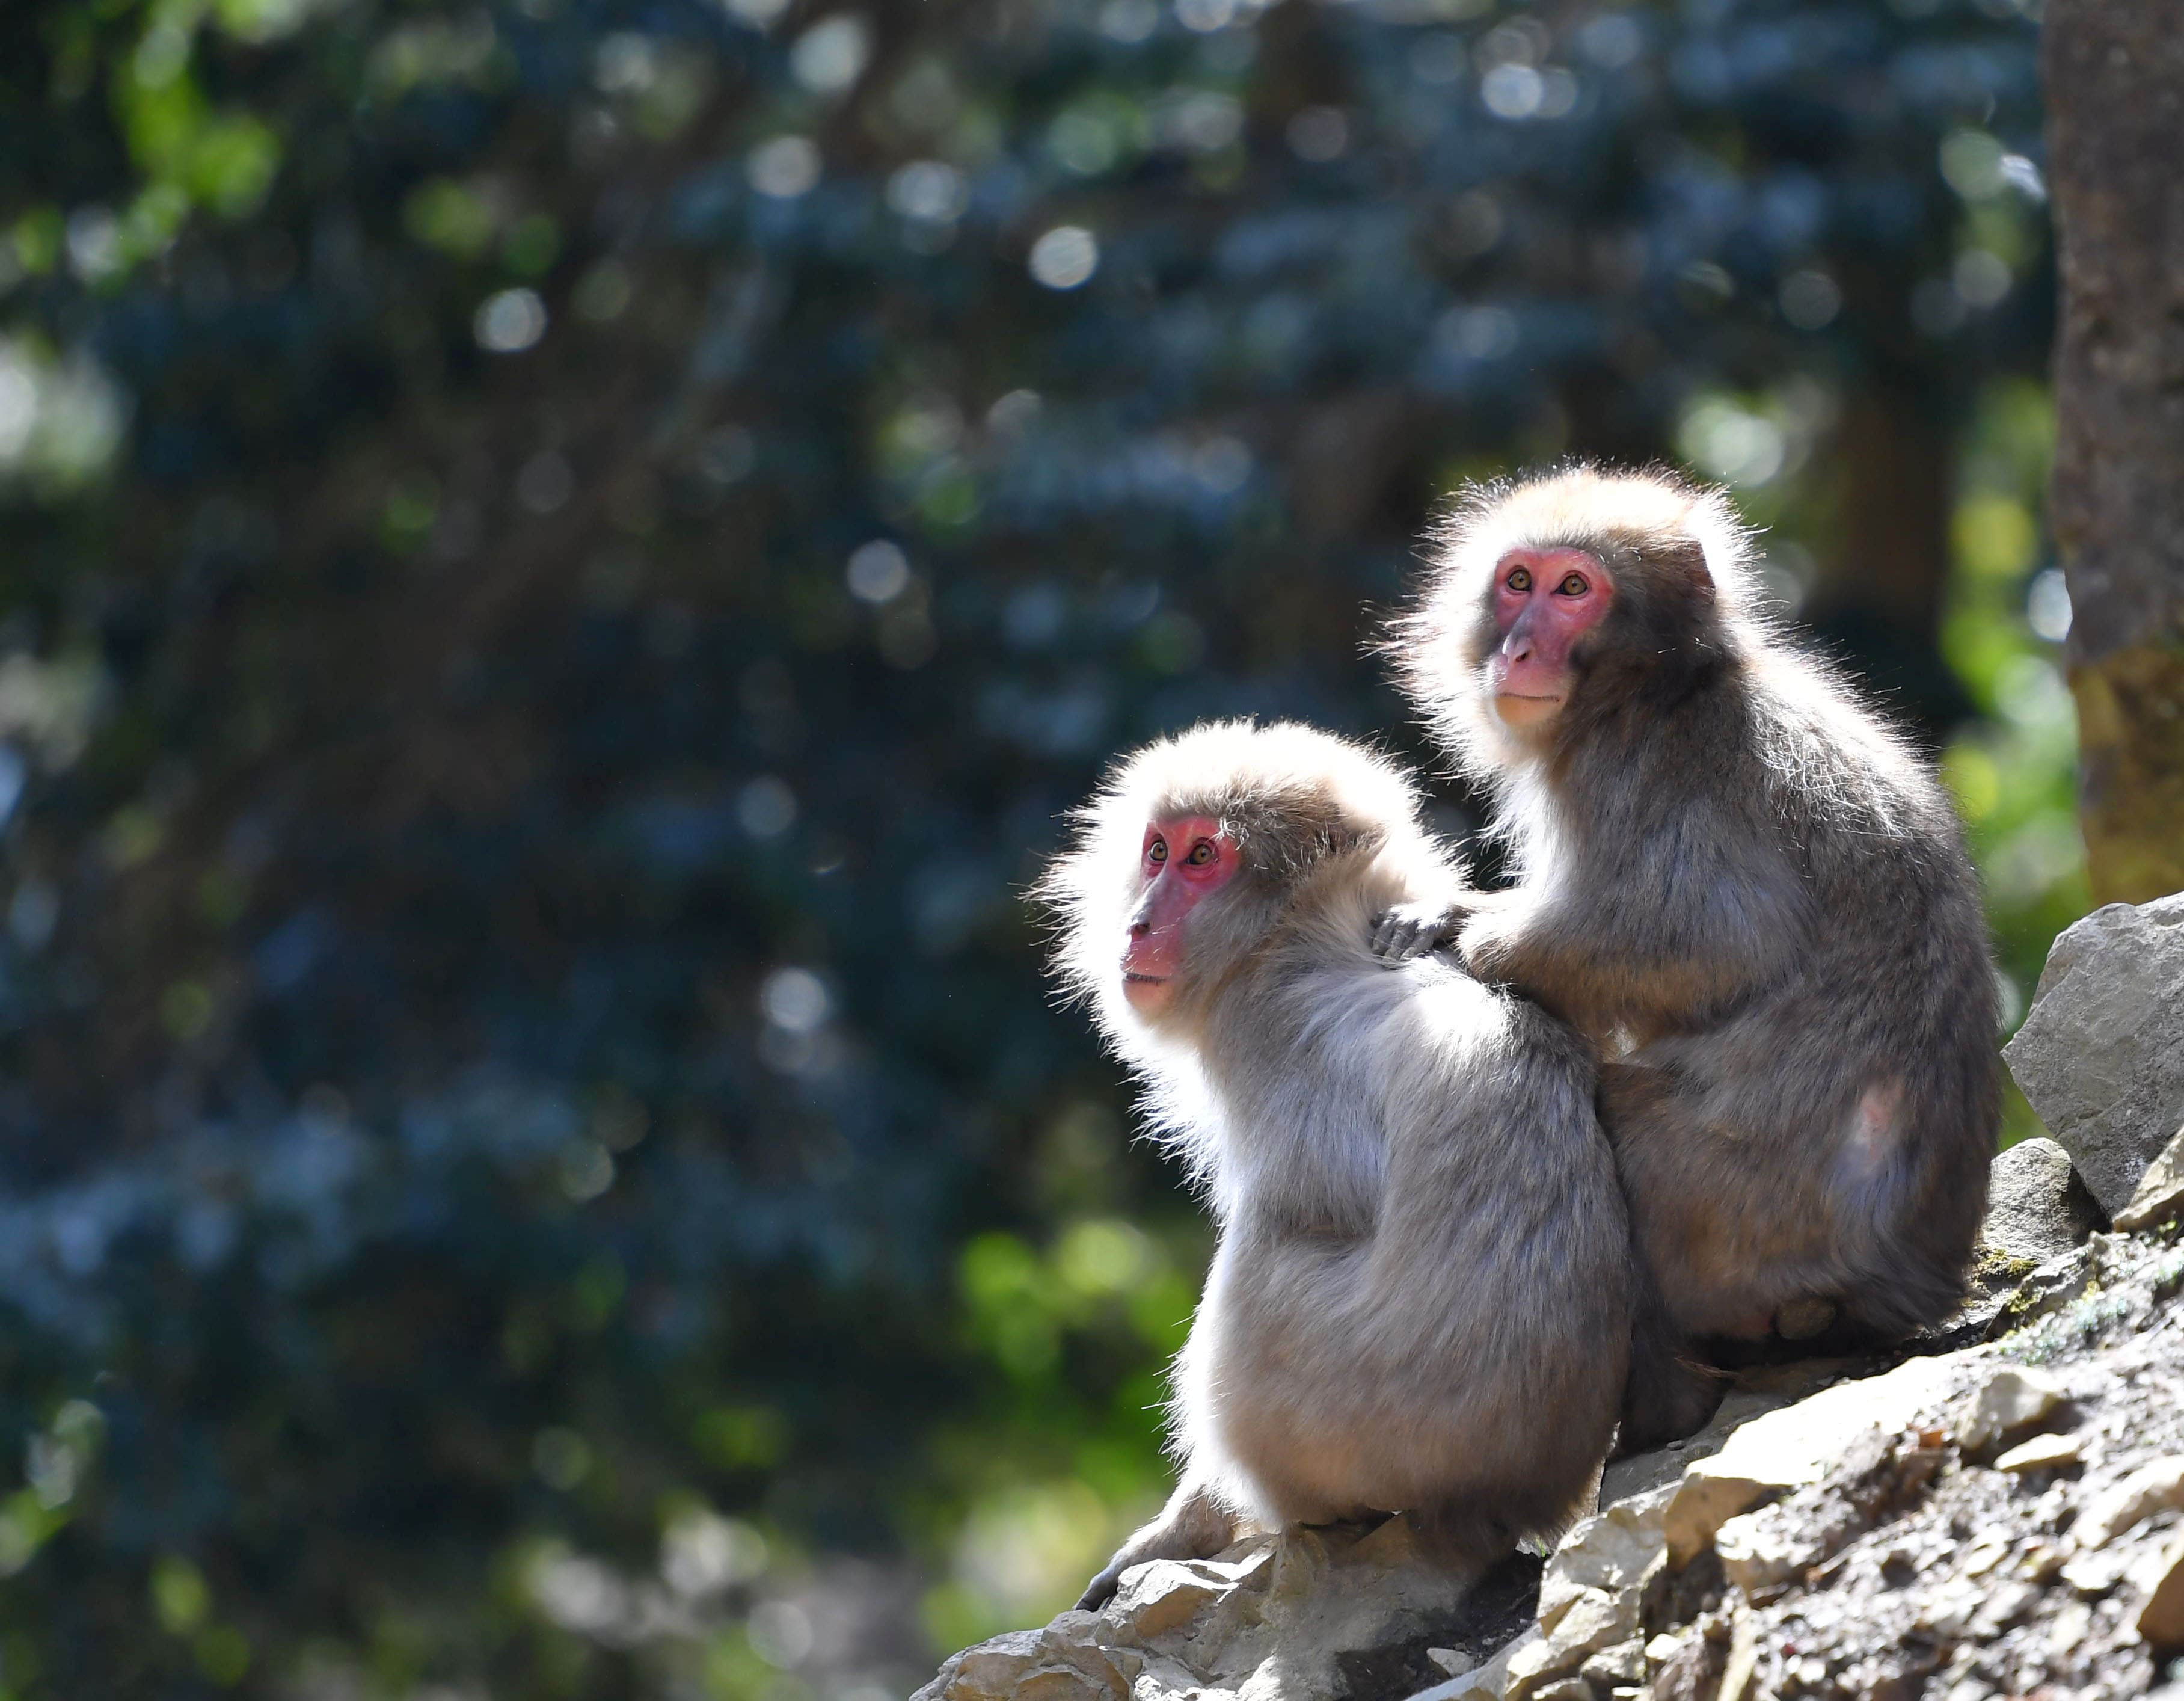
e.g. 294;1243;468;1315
0;0;2079;1694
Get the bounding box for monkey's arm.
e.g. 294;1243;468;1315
1076;1480;1240;1611
1461;838;1805;1023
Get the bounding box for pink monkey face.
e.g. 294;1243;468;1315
1486;547;1614;728
1121;816;1238;1014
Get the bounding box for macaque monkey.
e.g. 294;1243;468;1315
1041;720;1631;1610
1381;466;2001;1447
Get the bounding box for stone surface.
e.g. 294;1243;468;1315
2074;1456;2184;1550
2002;894;2184;1216
2115;1123;2184;1234
1661;1355;1959;1564
1410;1631;1532;1701
1578;1637;1644;1687
2137;1534;2184;1652
1534;1486;1670;1634
1995;1432;2084;1474
1981;1137;2106;1263
1713;1507;1819;1595
1955;1364;2069;1457
915;1518;1492;1701
1597;1360;1851;1506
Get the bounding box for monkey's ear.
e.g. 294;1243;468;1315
1322;821;1381;860
1658;538;1716;607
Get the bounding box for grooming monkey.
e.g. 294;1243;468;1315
1041;721;1631;1610
1379;466;2000;1447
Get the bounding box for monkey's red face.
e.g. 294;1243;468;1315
1123;816;1238;1014
1487;547;1614;728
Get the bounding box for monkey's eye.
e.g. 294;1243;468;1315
1185;840;1216;867
1505;567;1533;593
1556;572;1589;596
1147;838;1168;864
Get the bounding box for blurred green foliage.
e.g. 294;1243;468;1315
0;0;2078;1693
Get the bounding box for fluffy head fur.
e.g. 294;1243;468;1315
1389;464;1770;780
1038;719;1456;1053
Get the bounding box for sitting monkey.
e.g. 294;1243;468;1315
1381;466;2001;1447
1041;720;1631;1610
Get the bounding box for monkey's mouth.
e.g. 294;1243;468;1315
1121;970;1174;1009
1493;691;1566;728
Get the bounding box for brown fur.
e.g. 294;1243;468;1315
1388;466;2001;1447
1040;720;1633;1607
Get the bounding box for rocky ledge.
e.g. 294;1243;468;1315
917;896;2184;1701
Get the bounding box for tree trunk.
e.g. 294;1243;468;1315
2044;0;2184;905
1806;385;1965;738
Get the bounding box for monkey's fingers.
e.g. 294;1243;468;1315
1076;1563;1125;1613
1369;906;1444;964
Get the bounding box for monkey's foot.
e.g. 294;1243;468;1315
1369;902;1461;965
1774;1296;1840;1342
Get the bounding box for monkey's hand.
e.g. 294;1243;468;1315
1369;900;1464;965
1076;1559;1130;1613
1076;1486;1238;1611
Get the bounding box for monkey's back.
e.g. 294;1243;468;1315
1600;652;2001;1338
1189;947;1632;1545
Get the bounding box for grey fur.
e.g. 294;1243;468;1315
1039;721;1633;1608
1387;466;2001;1447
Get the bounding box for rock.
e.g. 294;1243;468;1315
1580;1638;1645;1687
2115;1123;2184;1233
2073;1455;2184;1550
1661;1355;1959;1564
1599;1360;1851;1507
1650;1619;1728;1701
1994;1432;2084;1473
2137;1533;2184;1653
1413;1630;1535;1701
1713;1507;1819;1595
915;1518;1486;1701
1713;1607;1759;1701
1981;1137;2106;1263
1541;1587;1636;1662
2060;1546;2134;1597
1995;1239;2103;1335
1499;1580;1663;1701
1499;1629;1571;1699
915;1617;1132;1701
1107;1557;1239;1640
2002;893;2184;1217
1955;1365;2069;1456
1537;1486;1672;1633
1427;1649;1476;1678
